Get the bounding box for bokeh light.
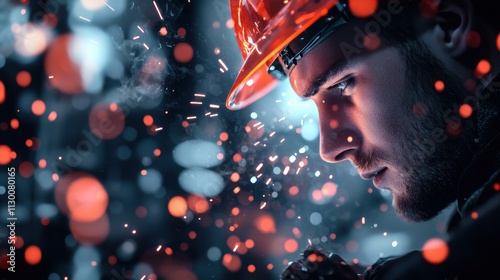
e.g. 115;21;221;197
70;215;110;245
168;196;188;218
178;167;225;197
475;59;491;76
44;34;84;94
0;80;5;104
66;175;108;222
187;195;210;214
497;33;500;51
254;215;276;234
348;0;378;18
207;247;222;261
19;161;35;178
284;239;298;253
16;70;31;87
14;23;50;57
300;119;319;141
422;238;449;264
434;80;445;92
245;120;265;139
25;245;42;265
31;100;46;116
173;140;225;168
89;102;125;140
222;253;241;272
321;182;337;197
459;104;473;119
0;145;14;165
68;27;113;93
138;168;163;194
80;0;106;10
174;42;194;63
55;173;86;216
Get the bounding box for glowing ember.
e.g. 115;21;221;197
422;238;449;264
348;0;378;18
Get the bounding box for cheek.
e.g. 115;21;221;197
353;72;409;149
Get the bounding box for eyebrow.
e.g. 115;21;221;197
303;59;350;98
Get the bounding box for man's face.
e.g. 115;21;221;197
288;22;475;221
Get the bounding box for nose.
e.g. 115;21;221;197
317;103;361;163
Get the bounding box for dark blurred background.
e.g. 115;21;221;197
0;0;451;279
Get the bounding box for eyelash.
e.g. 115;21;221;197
327;77;354;97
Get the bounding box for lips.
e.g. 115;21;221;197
360;167;388;188
372;167;387;188
360;167;386;180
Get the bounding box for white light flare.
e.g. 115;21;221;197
256;163;264;171
283;166;290;175
101;0;115;11
79;16;91;22
218;59;229;71
153;1;164;20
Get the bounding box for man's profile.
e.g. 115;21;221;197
226;0;500;279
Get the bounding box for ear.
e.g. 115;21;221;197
432;0;472;56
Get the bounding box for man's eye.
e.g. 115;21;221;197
327;77;353;97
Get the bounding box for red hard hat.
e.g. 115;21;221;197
226;0;340;110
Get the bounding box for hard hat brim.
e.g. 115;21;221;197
226;0;339;110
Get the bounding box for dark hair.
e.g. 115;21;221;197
473;0;500;31
370;0;499;44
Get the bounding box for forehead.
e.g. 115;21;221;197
288;20;387;95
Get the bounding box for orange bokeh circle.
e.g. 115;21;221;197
348;0;378;18
25;245;42;265
245;120;265;139
168;196;188;217
45;34;84;94
422;238;449;264
70;214;110;245
173;42;194;63
66;175;108;222
89;102;125;140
